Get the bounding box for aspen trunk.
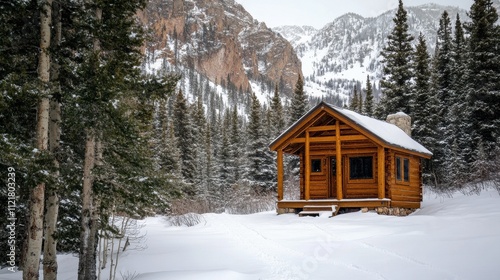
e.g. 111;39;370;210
78;132;96;280
43;1;62;279
24;1;52;279
78;5;102;280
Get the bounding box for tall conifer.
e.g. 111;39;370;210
349;85;360;113
464;0;500;161
270;84;285;137
290;74;308;124
378;0;414;117
363;75;374;116
411;33;438;184
173;90;196;185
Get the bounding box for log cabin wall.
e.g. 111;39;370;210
342;152;379;199
386;150;423;208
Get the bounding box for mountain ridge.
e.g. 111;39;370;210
140;0;302;99
273;3;469;102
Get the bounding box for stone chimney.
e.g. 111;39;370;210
386;112;411;136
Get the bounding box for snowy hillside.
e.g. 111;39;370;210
274;4;468;102
3;188;499;280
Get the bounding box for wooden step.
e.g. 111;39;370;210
303;205;336;212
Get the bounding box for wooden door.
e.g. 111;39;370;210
329;156;337;198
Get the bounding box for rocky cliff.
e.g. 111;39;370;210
139;0;302;95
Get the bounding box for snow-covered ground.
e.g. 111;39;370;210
2;188;500;280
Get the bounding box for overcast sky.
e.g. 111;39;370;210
235;0;474;28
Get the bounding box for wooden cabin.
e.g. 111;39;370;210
269;102;432;215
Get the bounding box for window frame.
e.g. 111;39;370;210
310;158;324;174
395;154;410;184
347;154;376;184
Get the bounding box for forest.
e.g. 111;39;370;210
0;0;499;279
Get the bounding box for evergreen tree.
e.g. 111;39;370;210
262;107;277;191
191;96;208;195
218;109;232;186
349;85;360;112
270;84;286;137
247;93;275;191
204;123;218;206
424;21;452;187
464;0;500;162
290;74;308;124
444;14;470;187
229;106;242;182
158;118;182;177
411;33;439;184
363;75;374;116
173;90;196;185
378;0;414;117
435;11;454;129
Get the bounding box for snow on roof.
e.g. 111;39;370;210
330;104;432;156
270;102;432;156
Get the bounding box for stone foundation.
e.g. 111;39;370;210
376;207;416;216
276;208;298;214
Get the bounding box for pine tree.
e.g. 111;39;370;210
218;109;232;186
270;84;285;137
435;11;454;129
444;14;470;188
290;74;308;124
425;11;455;187
173;90;196;185
363;75;374;116
411;33;439;184
349;85;360;112
262;107;277;191
247;93;275;191
229;106;242;182
464;0;500;163
378;0;414;117
204;123;218;206
191;96;208;195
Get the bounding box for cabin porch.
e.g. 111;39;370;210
277;198;391;215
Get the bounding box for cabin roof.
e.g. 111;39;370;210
270;102;432;157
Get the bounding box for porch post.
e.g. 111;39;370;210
277;149;284;201
335;120;343;200
305;129;310;200
378;146;386;199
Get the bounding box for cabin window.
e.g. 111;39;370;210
396;156;410;183
349;156;373;179
311;159;322;172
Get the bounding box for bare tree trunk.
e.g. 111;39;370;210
84;138;103;280
43;1;62;279
78;4;102;280
24;1;52;279
78;132;96;280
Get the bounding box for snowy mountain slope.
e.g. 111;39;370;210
140;0;302;97
274;4;468;102
3;187;499;279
